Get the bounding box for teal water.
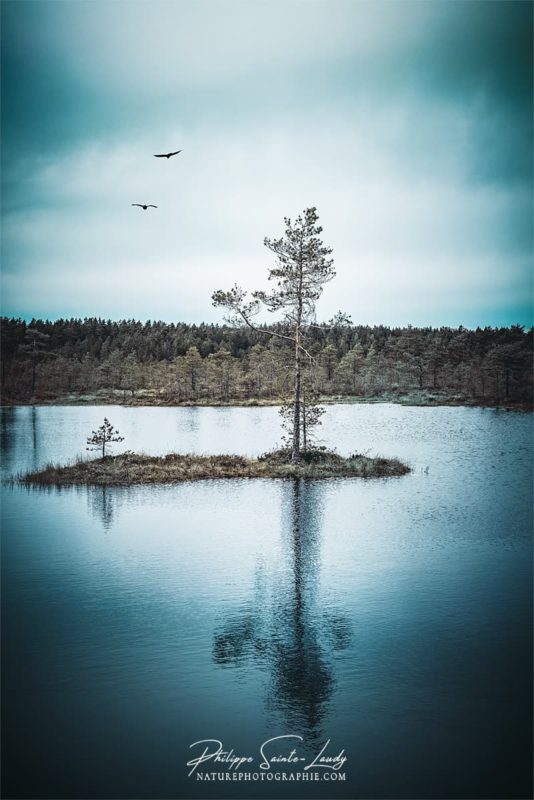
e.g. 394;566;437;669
1;405;532;799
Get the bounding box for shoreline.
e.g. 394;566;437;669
1;391;531;412
17;451;411;487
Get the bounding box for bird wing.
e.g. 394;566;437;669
148;205;158;208
153;150;182;157
132;204;143;207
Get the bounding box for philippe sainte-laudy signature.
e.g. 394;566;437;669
187;735;347;777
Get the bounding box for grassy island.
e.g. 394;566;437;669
19;449;410;486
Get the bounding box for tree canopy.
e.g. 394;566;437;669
1;316;531;407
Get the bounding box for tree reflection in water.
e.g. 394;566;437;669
30;406;39;470
213;479;351;737
88;486;115;531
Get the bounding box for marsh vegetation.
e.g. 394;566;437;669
19;449;410;486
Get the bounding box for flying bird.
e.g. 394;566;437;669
132;204;158;210
153;150;182;159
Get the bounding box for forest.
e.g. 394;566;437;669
1;317;532;407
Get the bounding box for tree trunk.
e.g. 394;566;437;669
291;257;304;464
302;390;307;453
102;441;105;458
292;344;301;463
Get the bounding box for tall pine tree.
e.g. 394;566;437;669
212;207;334;462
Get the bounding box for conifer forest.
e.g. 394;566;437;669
1;317;531;406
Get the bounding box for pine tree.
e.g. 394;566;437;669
212;207;334;462
86;418;124;458
183;346;203;395
20;327;50;397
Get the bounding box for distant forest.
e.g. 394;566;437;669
1;317;532;406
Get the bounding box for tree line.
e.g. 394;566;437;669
1;315;531;405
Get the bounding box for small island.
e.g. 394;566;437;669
19;449;410;487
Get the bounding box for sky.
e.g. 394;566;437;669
1;0;532;328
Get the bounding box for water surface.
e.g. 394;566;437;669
1;404;532;799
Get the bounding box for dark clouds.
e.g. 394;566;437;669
1;0;532;326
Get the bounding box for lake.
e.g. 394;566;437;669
1;404;532;799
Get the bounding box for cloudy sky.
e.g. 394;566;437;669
1;0;532;327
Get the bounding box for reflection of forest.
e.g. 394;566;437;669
0;407;16;471
213;480;351;736
0;406;41;474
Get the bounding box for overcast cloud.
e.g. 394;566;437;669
1;0;532;327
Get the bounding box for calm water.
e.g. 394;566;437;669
1;404;532;799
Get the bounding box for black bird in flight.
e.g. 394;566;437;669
153;150;182;159
132;204;158;210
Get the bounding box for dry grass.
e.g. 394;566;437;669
19;450;410;486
